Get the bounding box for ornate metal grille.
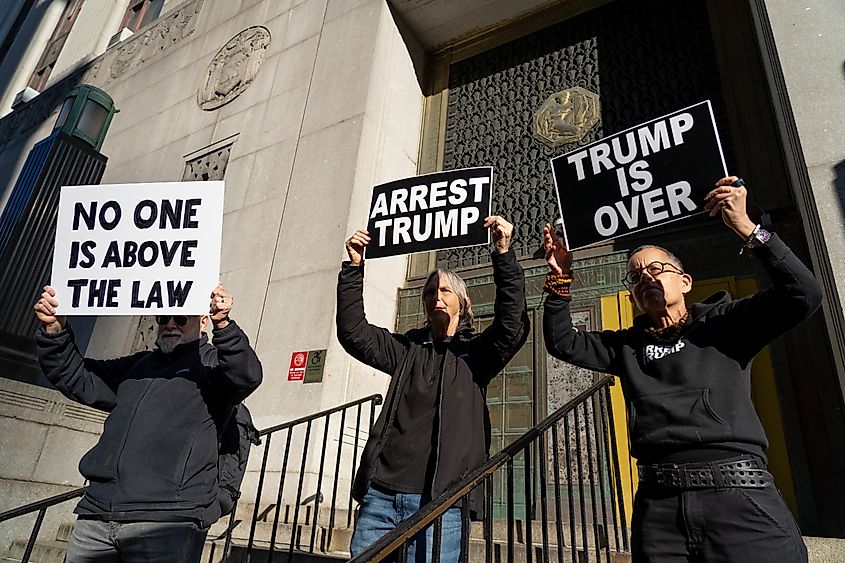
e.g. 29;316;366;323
439;0;732;269
182;145;232;181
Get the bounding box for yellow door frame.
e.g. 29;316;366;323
600;277;799;522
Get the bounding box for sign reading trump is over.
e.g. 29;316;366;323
365;167;493;259
50;181;224;315
550;100;727;249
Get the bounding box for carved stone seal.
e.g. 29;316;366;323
533;87;601;148
198;26;271;111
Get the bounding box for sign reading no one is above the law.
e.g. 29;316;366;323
50;181;224;315
550;100;727;250
365;167;493;259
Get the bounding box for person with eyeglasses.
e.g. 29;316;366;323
541;176;820;562
32;283;262;563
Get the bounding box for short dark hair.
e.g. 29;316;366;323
627;245;684;273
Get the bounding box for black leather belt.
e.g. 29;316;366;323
638;457;773;489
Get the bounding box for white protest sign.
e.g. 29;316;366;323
550;100;727;249
365;167;493;259
50;181;224;315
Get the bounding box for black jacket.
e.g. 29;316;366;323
36;320;263;525
544;234;822;464
337;250;529;513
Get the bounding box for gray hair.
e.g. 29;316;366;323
627;244;685;273
422;268;474;330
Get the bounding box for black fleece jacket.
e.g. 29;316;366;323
336;250;529;513
36;320;263;526
544;234;821;465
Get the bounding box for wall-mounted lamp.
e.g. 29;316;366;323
53;85;117;151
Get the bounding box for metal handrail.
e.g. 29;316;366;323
350;375;630;562
217;392;384;562
257;393;382;436
0;393;384;563
0;487;86;523
0;486;86;563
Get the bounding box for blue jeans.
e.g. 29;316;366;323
65;518;208;562
350;486;463;562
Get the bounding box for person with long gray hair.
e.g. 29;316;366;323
337;215;529;562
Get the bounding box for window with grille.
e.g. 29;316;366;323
119;0;164;33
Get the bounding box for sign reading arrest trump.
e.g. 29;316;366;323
365;167;493;259
50;181;224;315
550;100;727;250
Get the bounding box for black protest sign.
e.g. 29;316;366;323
365;167;493;259
550;100;727;250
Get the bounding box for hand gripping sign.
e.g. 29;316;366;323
550;100;727;250
365;167;493;259
50;181;224;315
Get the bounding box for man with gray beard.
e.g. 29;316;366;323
33;283;262;563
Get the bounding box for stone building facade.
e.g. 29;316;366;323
0;0;843;539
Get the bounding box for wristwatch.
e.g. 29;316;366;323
740;224;771;254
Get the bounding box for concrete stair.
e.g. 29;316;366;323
203;503;354;562
2;522;74;563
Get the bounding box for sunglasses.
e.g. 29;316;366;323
155;315;189;326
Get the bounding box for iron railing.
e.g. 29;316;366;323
350;376;630;562
0;393;383;563
0;486;86;563
210;392;383;562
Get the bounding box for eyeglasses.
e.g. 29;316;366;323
155;315;189;326
622;261;684;288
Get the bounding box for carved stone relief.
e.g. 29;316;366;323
533;87;600;148
0;0;204;151
197;27;271;111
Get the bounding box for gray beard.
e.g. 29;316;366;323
156;333;197;354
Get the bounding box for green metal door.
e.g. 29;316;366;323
479;316;535;519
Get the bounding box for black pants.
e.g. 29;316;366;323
631;483;807;562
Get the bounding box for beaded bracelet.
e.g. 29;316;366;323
544;272;573;298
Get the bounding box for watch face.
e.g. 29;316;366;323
750;229;771;248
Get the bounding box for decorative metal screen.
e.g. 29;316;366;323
439;0;732;269
182;144;232;181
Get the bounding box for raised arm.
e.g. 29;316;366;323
703;177;822;355
34;285;128;411
468;216;530;381
336;229;408;374
541;224;623;374
205;285;263;404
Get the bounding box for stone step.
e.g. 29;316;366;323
468;519;611;549
466;539;630;563
235;502;354;529
5;538;68;563
56;522;74;542
224;542;348;563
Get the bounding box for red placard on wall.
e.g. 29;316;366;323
288;351;307;381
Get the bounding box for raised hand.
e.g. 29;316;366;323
345;229;370;267
484;215;513;254
703;176;757;239
33;285;67;334
543;223;573;275
209;284;233;329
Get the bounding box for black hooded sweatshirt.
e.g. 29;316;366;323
543;234;822;465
